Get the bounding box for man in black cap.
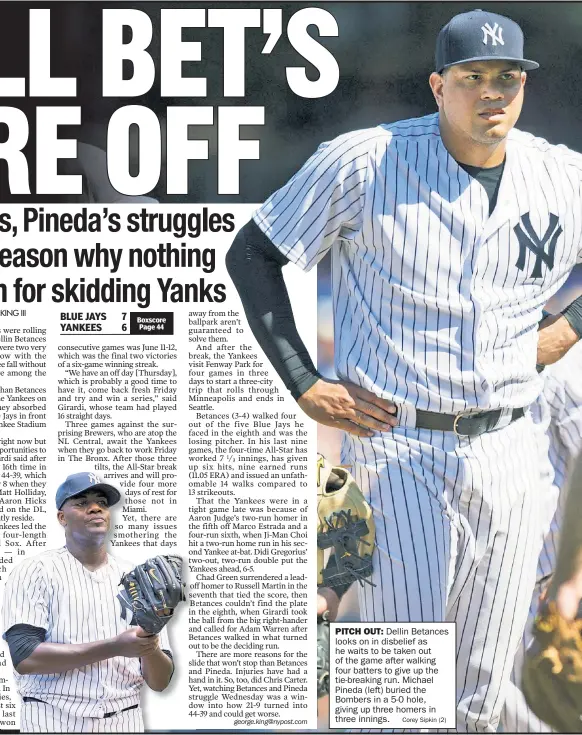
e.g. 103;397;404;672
226;9;582;732
2;472;174;732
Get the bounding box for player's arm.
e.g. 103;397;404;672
140;646;174;691
317;587;341;621
317;549;365;621
135;624;174;692
7;625;160;675
226;221;397;436
546;451;582;619
226;220;321;399
537;296;582;366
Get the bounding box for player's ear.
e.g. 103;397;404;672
429;72;445;108
57;510;66;527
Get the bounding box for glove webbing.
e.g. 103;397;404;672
318;509;376;589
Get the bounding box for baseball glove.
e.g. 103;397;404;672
317;611;330;699
522;601;582;732
317;455;375;591
117;555;186;635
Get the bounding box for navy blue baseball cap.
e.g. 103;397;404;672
56;472;121;510
435;10;539;73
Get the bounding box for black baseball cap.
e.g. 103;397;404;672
56;472;121;510
435;10;539;73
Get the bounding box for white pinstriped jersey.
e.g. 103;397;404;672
500;343;582;734
254;112;582;414
2;547;171;719
536;342;582;578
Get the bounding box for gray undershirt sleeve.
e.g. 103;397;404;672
562;294;582;338
225;220;321;400
3;624;46;668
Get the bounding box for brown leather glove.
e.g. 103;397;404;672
522;601;582;732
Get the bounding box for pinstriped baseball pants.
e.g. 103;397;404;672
500;576;554;733
20;700;144;733
342;412;553;733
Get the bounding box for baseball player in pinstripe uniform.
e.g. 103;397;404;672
500;341;582;732
2;472;174;733
227;9;582;731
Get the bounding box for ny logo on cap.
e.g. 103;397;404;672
514;212;561;278
88;473;99;485
481;22;504;46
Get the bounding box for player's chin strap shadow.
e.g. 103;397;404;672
318;509;377;589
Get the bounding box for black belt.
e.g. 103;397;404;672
415;407;526;437
103;704;138;719
23;697;138;719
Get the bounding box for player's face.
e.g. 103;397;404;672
430;61;526;152
58;491;111;544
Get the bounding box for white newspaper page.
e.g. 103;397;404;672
0;204;317;730
0;3;581;735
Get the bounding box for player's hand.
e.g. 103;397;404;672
537;314;579;367
297;378;398;437
135;626;155;638
317;587;340;622
113;628;160;658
